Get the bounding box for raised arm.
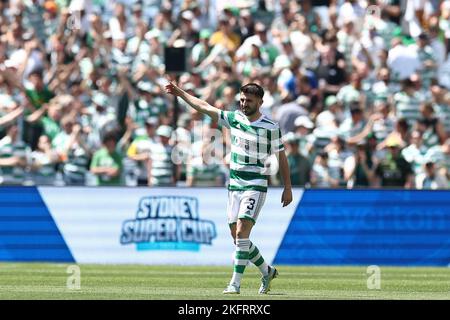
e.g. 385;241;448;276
164;79;219;123
0;106;24;127
26;103;48;123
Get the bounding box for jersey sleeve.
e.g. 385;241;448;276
90;151;100;170
218;110;232;129
271;127;284;154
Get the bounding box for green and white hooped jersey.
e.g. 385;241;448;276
219;110;284;192
150;143;174;186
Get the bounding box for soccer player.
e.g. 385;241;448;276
165;80;293;294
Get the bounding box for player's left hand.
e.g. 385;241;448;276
281;188;293;207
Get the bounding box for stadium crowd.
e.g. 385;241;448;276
0;0;449;189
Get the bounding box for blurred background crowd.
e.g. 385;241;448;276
0;0;449;189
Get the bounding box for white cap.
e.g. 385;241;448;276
296;95;310;107
156;125;173;138
240;9;251;17
181;10;194;21
294;116;314;129
316;112;335;128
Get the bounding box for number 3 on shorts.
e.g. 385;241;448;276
240;191;267;223
246;198;256;210
227;190;267;225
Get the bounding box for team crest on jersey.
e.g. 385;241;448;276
120;196;217;252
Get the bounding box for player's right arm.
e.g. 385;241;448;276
164;79;219;123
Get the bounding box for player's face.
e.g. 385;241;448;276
239;93;262;117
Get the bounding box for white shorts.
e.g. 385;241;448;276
227;190;267;225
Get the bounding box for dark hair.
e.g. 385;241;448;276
102;131;118;144
323;31;338;44
318;151;328;159
397;118;409;132
28;68;44;78
240;83;264;99
401;78;414;89
425;161;434;168
349;102;362;114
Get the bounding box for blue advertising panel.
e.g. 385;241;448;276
0;187;74;262
274;189;450;266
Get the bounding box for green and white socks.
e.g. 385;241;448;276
249;241;269;277
230;239;270;287
230;238;250;287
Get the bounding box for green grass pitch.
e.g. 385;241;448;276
0;263;449;300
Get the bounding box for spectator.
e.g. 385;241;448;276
343;141;376;188
191;29;212;67
324;135;353;186
370;101;396;143
186;139;223;187
429;25;446;69
299;0;322;34
271;6;293;38
128;81;165;128
337;19;357;74
336;72;363;112
371;67;395;104
393;76;426;127
414;32;438;89
401;129;428;175
416;161;449;189
23;69;56;148
237;9;255;43
209;16;241;52
87;91;117;150
283;132;311;187
123;117;158;186
387;38;421;82
236;43;270;78
337;0;365;31
26;101;62;143
173;113;193;182
316;95;344;129
281;58;318;104
275;96;308;134
316;34;347;98
148;125;176;186
90;131;123;186
236;21;279;66
417;102;447;148
311;151;339;188
30;135;59;185
289;14;319;70
60;121;91;187
167;10;199;48
0;1;447;190
430;84;450;134
0;123;29;185
374;137;414;188
338;102;367;143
